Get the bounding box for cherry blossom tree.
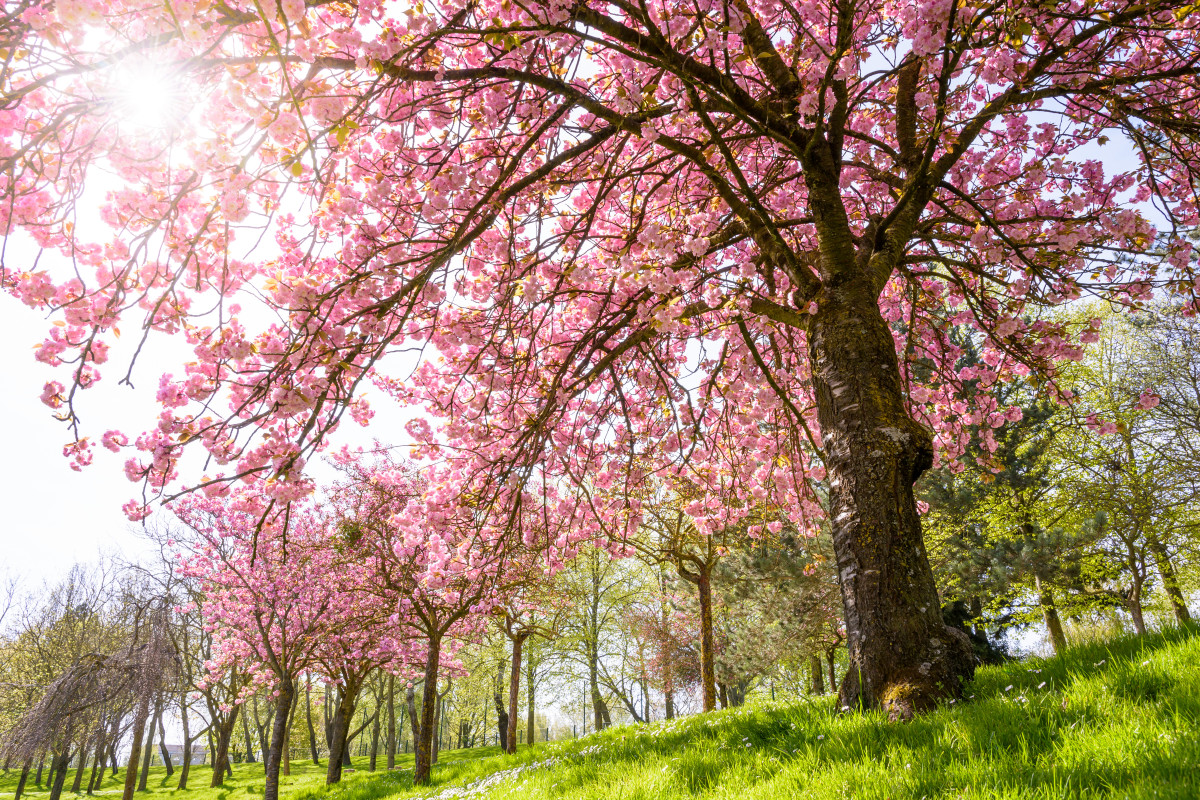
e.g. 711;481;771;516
327;448;566;782
4;0;1200;718
175;494;335;800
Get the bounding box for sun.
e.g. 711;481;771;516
105;59;192;133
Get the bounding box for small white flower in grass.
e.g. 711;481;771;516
1038;682;1046;689
1142;660;1151;666
1005;685;1014;692
817;734;824;740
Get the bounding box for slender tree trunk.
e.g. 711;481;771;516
209;708;239;788
306;677;320;765
695;569;717;712
157;714;174;777
48;752;70;800
254;699;272;767
1147;535;1191;624
810;656;826;695
239;703;255;764
808;283;974;719
71;736;88;793
1036;576;1067;655
587;654;610;730
177;697;192;790
35;757;44;786
139;696;159;791
122;691;152;800
369;690;381;771
717;682;728;709
493;658;509;749
506;635;527;754
432;688;445;764
263;678;295;800
525;657;536;746
325;687;357;785
282;688;297;777
386;676;397;769
1128;574;1148;636
87;735;105;794
826;647;838;692
413;636;441;785
15;759;32;800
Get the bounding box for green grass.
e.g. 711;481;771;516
5;625;1198;800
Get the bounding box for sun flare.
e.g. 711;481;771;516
106;60;191;133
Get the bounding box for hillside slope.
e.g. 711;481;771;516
310;625;1199;800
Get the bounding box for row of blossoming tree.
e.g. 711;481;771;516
2;0;1199;734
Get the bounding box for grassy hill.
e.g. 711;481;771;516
5;624;1197;800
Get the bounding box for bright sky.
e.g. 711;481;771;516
0;303;161;583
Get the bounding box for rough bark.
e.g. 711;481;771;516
808;277;974;719
810;655;825;695
263;679;295;800
695;570;717;712
413;637;441;785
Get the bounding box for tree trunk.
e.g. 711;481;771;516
14;759;32;800
157;713;173;777
386;675;397;770
1036;577;1067;655
325;686;357;785
695;569;717;712
717;682;728;709
810;655;826;695
808;284;974;719
138;695;159;791
263;678;295;800
87;735;105;794
305;677;320;765
369;684;381;771
177;696;192;790
1128;575;1147;636
587;656;611;731
413;637;441;785
241;703;256;764
209;707;238;788
122;692;151;800
1147;534;1191;624
282;688;296;777
526;657;536;746
493;657;509;750
254;699;271;768
71;736;88;793
506;636;526;754
48;752;70;800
